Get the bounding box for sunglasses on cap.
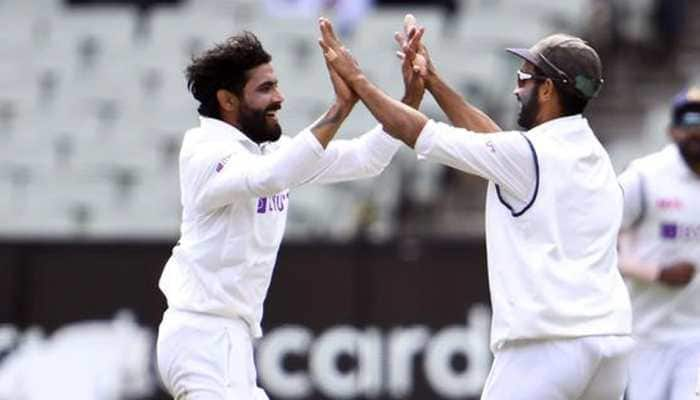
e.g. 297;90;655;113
516;70;548;87
517;67;603;98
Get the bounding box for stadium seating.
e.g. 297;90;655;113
1;0;684;240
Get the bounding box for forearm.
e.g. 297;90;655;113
349;75;428;148
310;101;353;148
401;88;423;110
426;73;501;133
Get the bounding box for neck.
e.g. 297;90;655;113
535;97;567;126
221;114;237;129
536;112;567;127
223;116;262;143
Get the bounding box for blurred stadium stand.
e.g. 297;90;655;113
0;1;698;399
0;0;697;242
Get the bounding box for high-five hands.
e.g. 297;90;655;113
317;16;430;147
322;49;358;108
318;18;363;84
319;15;429;109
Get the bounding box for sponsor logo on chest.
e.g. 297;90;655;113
660;222;700;240
257;193;289;214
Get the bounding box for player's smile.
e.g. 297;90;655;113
265;107;280;123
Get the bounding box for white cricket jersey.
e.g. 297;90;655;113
618;144;700;343
159;117;401;337
415;115;632;351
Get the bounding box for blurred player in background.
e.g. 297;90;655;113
618;86;700;400
318;15;633;400
155;32;407;399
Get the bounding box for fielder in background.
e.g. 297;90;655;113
318;15;634;400
618;86;700;400
155;32;405;399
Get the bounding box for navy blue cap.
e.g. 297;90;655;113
672;86;700;127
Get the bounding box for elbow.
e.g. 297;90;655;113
386;114;413;138
382;125;410;148
385;115;426;148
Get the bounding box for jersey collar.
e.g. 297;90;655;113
529;114;585;136
199;116;256;145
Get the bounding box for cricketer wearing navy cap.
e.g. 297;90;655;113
617;86;700;400
673;86;700;124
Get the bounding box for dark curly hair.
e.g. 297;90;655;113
185;32;271;119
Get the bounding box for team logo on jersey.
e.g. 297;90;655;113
660;222;700;240
257;193;289;214
215;155;231;173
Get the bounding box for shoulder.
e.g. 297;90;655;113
182;132;248;170
627;145;676;176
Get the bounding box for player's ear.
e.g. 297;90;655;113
539;79;556;101
217;89;239;112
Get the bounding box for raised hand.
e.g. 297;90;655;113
394;15;426;108
322;52;358;109
395;14;434;80
318;16;430;147
318;18;362;83
395;15;426;74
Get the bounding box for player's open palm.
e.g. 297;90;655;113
394;15;426;107
658;261;696;287
318;18;361;83
395;15;434;80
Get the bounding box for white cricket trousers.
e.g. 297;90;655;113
481;335;635;400
626;338;700;400
156;308;269;400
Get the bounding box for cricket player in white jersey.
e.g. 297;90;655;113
618;87;700;400
155;32;408;399
319;16;634;399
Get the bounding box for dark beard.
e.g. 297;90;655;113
678;137;700;173
517;86;540;130
239;103;282;143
